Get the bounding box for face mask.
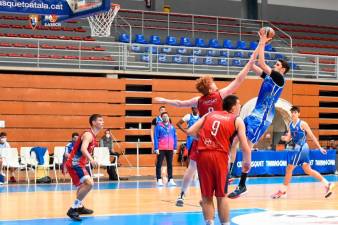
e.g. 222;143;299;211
0;138;6;143
105;134;110;138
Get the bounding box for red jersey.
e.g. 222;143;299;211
197;91;223;116
66;129;98;167
197;111;237;153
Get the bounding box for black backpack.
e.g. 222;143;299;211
107;166;118;180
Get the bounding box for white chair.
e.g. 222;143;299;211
29;149;57;184
53;146;66;182
93;147;119;182
0;148;28;184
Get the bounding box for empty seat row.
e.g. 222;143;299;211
0;32;95;41
119;33;274;51
0;42;105;51
130;45;284;60
139;54;286;67
0;23;86;32
0;52;114;61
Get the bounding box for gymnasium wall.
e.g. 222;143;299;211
0;73;336;166
113;0;338;26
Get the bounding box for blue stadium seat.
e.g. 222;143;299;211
289;62;298;70
249;41;258;50
207;49;218;56
180;37;192;47
273;53;284;60
161;47;172;54
141;54;149;62
134;34;147;44
218;58;228;66
233;51;244;58
204;57;215;65
188;56;200;64
193;48;203;56
265;43;273;51
247;51;253;58
264;53;271;60
149;35;161;45
131;45;142;52
231;59;242;67
195;38;206;48
208;38;221;48
177;48;188;55
220;50;229;57
119;33;130;43
145;46;158;54
223;39;234;49
173;55;184;63
158;54;168;63
166;36;178;46
267;61;275;67
236;40;247;50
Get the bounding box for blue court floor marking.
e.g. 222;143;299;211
0;208;265;225
0;175;337;193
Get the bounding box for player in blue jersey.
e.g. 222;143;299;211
271;106;335;199
228;31;290;198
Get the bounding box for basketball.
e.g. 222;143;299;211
259;26;275;39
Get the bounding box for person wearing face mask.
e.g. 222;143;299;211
154;112;177;186
0;132;16;183
100;129;120;158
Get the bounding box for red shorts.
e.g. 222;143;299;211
196;150;229;198
189;140;198;161
66;164;90;187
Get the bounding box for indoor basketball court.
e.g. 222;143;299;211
0;0;337;224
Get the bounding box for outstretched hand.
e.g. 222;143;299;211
258;31;272;44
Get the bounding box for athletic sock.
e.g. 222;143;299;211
221;222;230;225
239;172;248;187
280;184;288;192
72;199;82;209
180;191;185;199
229;163;234;175
205;220;214;225
321;178;329;187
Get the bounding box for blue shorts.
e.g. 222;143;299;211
186;136;195;152
244;114;271;144
287;144;310;166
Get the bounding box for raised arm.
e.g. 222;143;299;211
257;32;272;75
153;96;199;108
301;121;326;154
219;49;258;99
235;117;251;173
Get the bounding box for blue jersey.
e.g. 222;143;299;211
251;74;284;123
184;113;200;151
290;119;307;146
244;72;284;144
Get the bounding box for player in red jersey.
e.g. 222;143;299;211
187;95;251;225
154;52;257;207
66;114;104;221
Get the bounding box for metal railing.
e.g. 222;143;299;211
0;36;337;80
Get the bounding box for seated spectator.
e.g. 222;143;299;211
100;129;120;159
62;132;79;174
0;132;16;183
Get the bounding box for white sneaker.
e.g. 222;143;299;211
168;179;176;186
157;179;164;186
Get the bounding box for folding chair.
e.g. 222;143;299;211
93;147;119;182
53;146;66;182
30;149;57;184
0;148;28;184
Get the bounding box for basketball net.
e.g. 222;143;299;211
87;4;120;37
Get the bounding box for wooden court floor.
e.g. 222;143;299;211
0;173;337;225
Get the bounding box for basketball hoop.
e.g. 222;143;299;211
87;4;120;37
